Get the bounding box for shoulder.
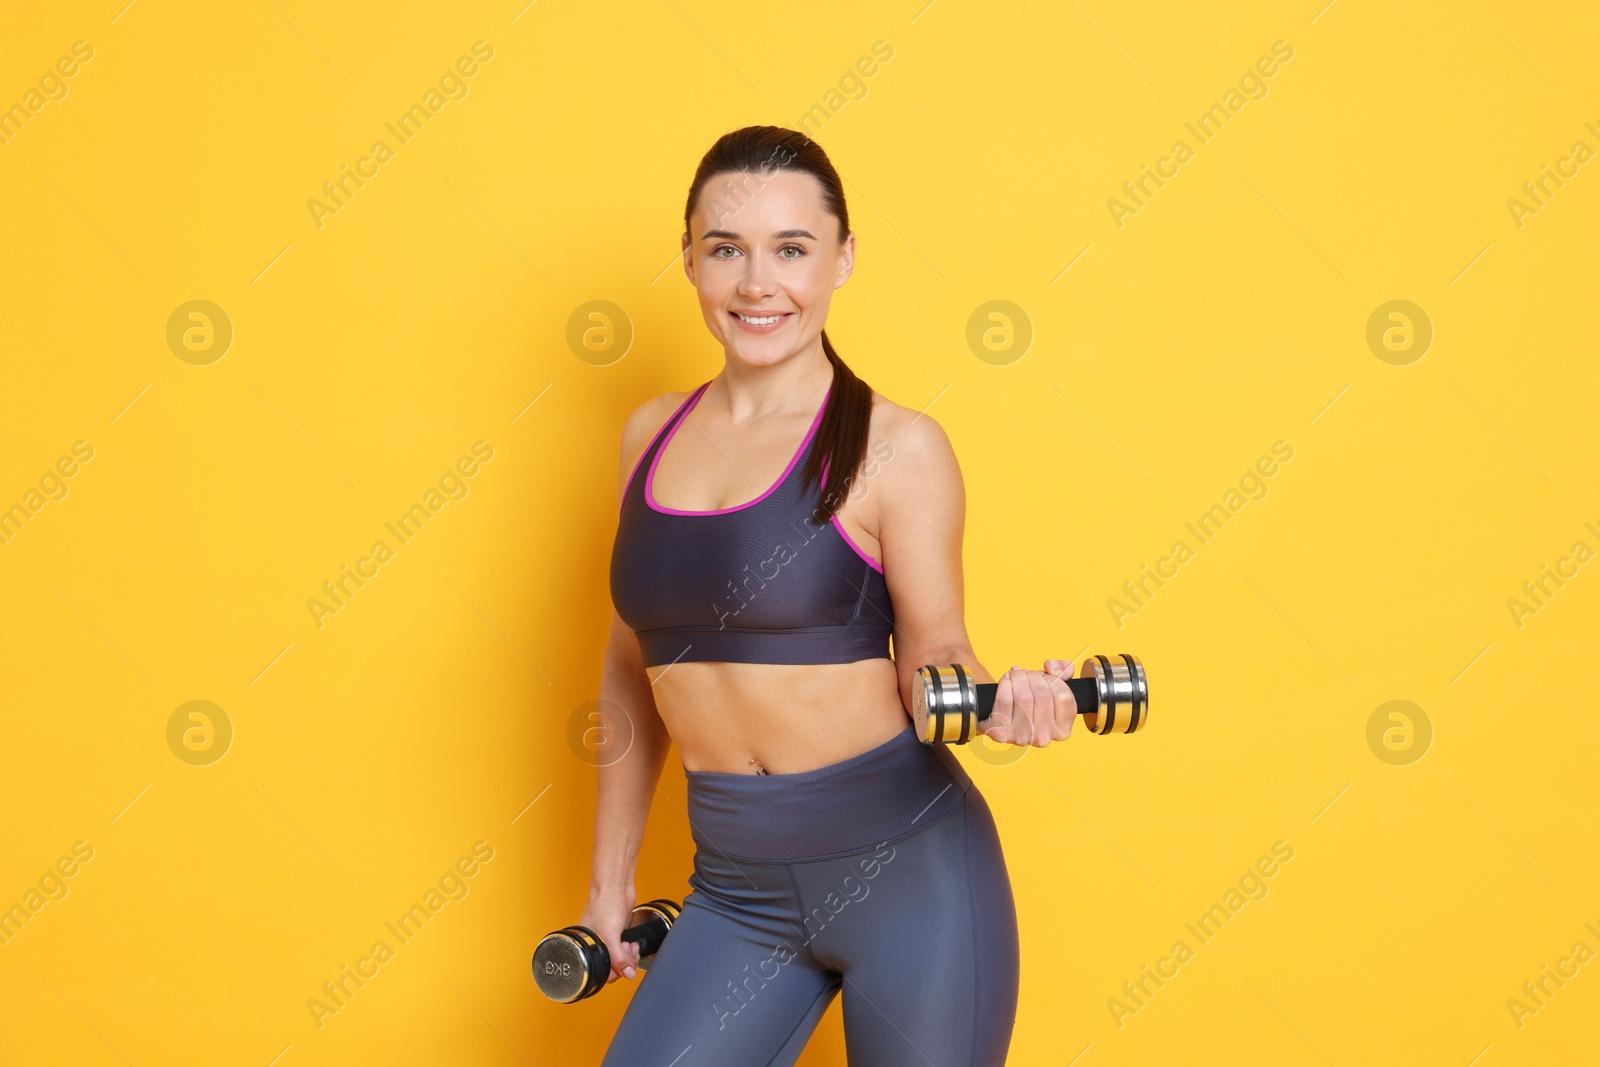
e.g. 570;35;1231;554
616;386;695;502
861;388;962;506
621;388;691;455
864;389;958;472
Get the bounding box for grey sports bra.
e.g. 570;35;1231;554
609;379;894;668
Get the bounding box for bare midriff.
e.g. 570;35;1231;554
647;657;908;775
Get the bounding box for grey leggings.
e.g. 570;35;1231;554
601;722;1020;1066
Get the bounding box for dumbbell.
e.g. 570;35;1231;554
912;654;1148;744
532;899;682;1003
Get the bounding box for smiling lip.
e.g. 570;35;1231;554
730;310;792;333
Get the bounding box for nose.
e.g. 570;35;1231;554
736;256;776;301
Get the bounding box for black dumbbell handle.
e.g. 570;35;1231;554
618;913;670;960
975;676;1098;724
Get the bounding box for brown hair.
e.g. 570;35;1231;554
683;125;873;526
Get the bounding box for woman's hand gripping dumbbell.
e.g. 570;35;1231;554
912;654;1149;745
532;897;682;1003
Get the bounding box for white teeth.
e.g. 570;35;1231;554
737;313;785;325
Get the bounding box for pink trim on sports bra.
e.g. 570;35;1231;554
618;386;705;519
829;514;883;574
818;453;883;574
646;379;831;517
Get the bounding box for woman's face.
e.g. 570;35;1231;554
681;168;854;368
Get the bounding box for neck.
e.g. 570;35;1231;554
710;346;833;422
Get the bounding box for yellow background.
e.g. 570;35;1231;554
3;1;1597;1064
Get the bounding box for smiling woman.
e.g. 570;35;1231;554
575;126;1041;1067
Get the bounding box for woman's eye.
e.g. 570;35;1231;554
709;244;807;259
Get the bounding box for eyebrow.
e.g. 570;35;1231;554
700;229;817;241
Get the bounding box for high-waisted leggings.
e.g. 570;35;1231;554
600;721;1020;1067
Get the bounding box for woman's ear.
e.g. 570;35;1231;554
834;231;856;289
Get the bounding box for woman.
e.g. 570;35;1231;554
587;125;1080;1066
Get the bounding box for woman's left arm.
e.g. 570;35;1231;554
875;408;1077;748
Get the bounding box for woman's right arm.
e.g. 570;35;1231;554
580;611;671;982
579;394;679;984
